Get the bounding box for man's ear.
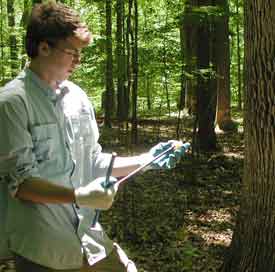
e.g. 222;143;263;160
38;41;51;57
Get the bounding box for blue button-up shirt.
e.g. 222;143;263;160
0;68;113;269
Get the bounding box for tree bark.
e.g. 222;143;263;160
221;1;275;271
178;22;185;111
7;0;18;77
196;0;217;151
182;0;198;114
0;0;5;84
145;74;151;110
20;0;30;69
116;0;127;122
214;0;235;131
32;0;42;4
236;0;242;111
162;11;170;116
126;0;132;121
131;0;138;144
104;0;115;128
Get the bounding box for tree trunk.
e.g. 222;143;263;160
221;1;275;271
96;1;107;113
196;0;217;151
178;22;185;111
145;74;151;110
236;0;242;111
182;0;198;114
20;0;30;69
214;0;235;131
116;0;127;122
0;0;5;84
126;0;132;121
104;0;115;128
32;0;42;4
162;11;170;116
7;0;17;78
131;0;138;144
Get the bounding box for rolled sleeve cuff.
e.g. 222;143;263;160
7;165;40;197
90;144;112;178
92;152;112;178
0;151;40;197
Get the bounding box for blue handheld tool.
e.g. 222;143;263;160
116;142;190;187
91;152;117;227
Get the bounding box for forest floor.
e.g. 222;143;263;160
99;112;243;272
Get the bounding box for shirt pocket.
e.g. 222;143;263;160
81;113;99;148
80;113;92;136
30;123;58;163
71;113;98;147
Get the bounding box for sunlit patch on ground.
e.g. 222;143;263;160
188;208;234;224
187;222;233;247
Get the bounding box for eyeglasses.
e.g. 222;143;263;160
54;47;82;59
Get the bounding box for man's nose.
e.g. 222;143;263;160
73;54;81;66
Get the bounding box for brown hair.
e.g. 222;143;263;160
26;1;90;58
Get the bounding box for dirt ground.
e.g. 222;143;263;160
100;118;243;272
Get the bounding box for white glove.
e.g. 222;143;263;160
74;177;118;210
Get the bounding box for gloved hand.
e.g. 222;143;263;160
74;176;118;210
139;141;190;170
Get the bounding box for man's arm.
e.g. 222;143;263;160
111;156;141;178
16;177;75;204
16;177;117;210
111;141;190;177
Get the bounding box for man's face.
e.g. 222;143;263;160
45;36;85;82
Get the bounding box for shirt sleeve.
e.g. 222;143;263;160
86;99;112;179
90;143;112;179
0;97;40;196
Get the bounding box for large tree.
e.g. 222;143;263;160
116;0;128;122
131;0;138;143
222;1;275;271
7;0;17;77
196;0;217;151
104;0;115;128
181;0;198;114
0;0;5;84
235;0;243;111
32;0;42;4
214;0;235;131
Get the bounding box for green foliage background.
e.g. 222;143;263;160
0;0;243;116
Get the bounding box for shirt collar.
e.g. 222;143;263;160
24;68;69;103
56;83;70;103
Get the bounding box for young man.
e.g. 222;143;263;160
0;2;187;272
